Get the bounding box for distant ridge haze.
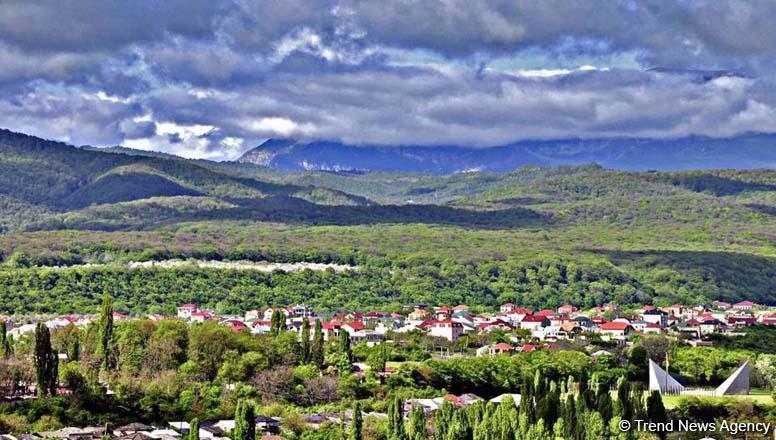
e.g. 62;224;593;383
237;134;776;174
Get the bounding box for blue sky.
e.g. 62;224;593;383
1;0;775;160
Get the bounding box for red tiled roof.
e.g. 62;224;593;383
492;342;513;351
600;322;631;331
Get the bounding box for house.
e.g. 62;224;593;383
643;323;662;334
714;301;732;310
191;310;216;323
499;303;518;314
488;342;514;356
733;300;756;311
177;304;198;319
518;315;550;331
598;321;633;337
245;310;261;321
428;319;464;342
222;320;248;332
341;321;365;334
699;319;725;335
477;319;513;333
291;304;315;318
557;304;577;315
641;309;668;327
434;306;453;320
408;308;430;321
728;316;757;327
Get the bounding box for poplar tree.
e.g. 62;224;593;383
99;294;115;371
338;329;353;374
615;376;633;422
646;391;667;440
409;405;425;440
0;321;11;358
349;401;363;440
233;400;256;440
311;319;325;368
34;323;57;397
189;418;199;440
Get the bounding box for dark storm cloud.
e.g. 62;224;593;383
0;0;775;159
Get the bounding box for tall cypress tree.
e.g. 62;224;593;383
0;321;11;359
34;323;57;397
349;401;363;440
311;319;325;368
338;329;353;374
300;319;311;364
189;418;199;440
595;380;613;424
234;400;256;440
616;376;633;422
409;405;425;440
99;294;115;371
270;310;283;336
646;391;667;440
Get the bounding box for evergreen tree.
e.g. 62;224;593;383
584;411;606;440
338;329;353;374
445;410;470;440
387;397;407;440
536;388;560;428
595;380;613;423
270;310;285;336
615;376;632;422
189;418;199;440
34;323;57;397
349;401;363;440
98;294;115;371
233;400;256;440
646;391;667;440
562;394;576;440
311;319;325;368
409;405;425;440
434;400;455;440
519;376;535;423
627;346;649;382
0;321;11;358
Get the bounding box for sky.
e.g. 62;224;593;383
1;1;776;160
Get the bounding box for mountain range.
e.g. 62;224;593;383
237;134;776;174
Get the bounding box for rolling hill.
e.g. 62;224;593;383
3;128;776;312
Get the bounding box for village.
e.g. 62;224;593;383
1;298;773;440
5;298;774;352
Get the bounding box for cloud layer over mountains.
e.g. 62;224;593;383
1;0;776;159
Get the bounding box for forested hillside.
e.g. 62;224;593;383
2;129;776;313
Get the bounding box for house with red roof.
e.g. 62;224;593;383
477;319;513;333
557;304;577;315
598;321;633;337
191;310;216;323
223;320;249;332
488;342;514;356
733;300;756;311
518;315;550;331
428;319;464;342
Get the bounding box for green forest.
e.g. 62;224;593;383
3;129;776;313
